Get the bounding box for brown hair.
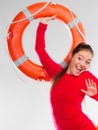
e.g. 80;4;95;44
51;42;94;88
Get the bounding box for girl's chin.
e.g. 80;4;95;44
73;71;82;76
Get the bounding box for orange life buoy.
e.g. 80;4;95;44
7;2;85;81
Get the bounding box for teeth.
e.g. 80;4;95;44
76;65;82;71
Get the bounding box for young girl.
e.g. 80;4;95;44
35;16;98;130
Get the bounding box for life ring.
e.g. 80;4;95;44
7;2;85;81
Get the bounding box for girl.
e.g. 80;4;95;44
35;16;98;130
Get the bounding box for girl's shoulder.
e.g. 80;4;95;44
81;71;98;81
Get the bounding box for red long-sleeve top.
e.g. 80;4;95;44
35;22;98;130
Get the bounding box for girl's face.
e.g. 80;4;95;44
66;50;93;76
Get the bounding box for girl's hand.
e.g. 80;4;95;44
40;15;56;24
81;79;97;97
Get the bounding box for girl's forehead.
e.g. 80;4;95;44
77;50;92;55
76;50;93;59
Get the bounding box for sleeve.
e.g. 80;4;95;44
35;22;63;78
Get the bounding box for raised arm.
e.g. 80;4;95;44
35;16;63;78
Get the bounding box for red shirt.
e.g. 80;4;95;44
35;22;98;130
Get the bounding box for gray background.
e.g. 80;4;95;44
1;0;98;130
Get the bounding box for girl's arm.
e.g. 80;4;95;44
35;16;63;78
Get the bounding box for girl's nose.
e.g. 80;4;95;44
81;61;86;68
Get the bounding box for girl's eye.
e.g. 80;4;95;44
78;57;82;61
86;61;90;65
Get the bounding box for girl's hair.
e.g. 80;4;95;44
51;42;94;88
71;42;94;57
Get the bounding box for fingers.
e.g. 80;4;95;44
50;15;57;20
81;89;88;95
85;79;96;88
40;15;57;24
81;79;97;96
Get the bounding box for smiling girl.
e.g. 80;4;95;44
35;16;98;130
